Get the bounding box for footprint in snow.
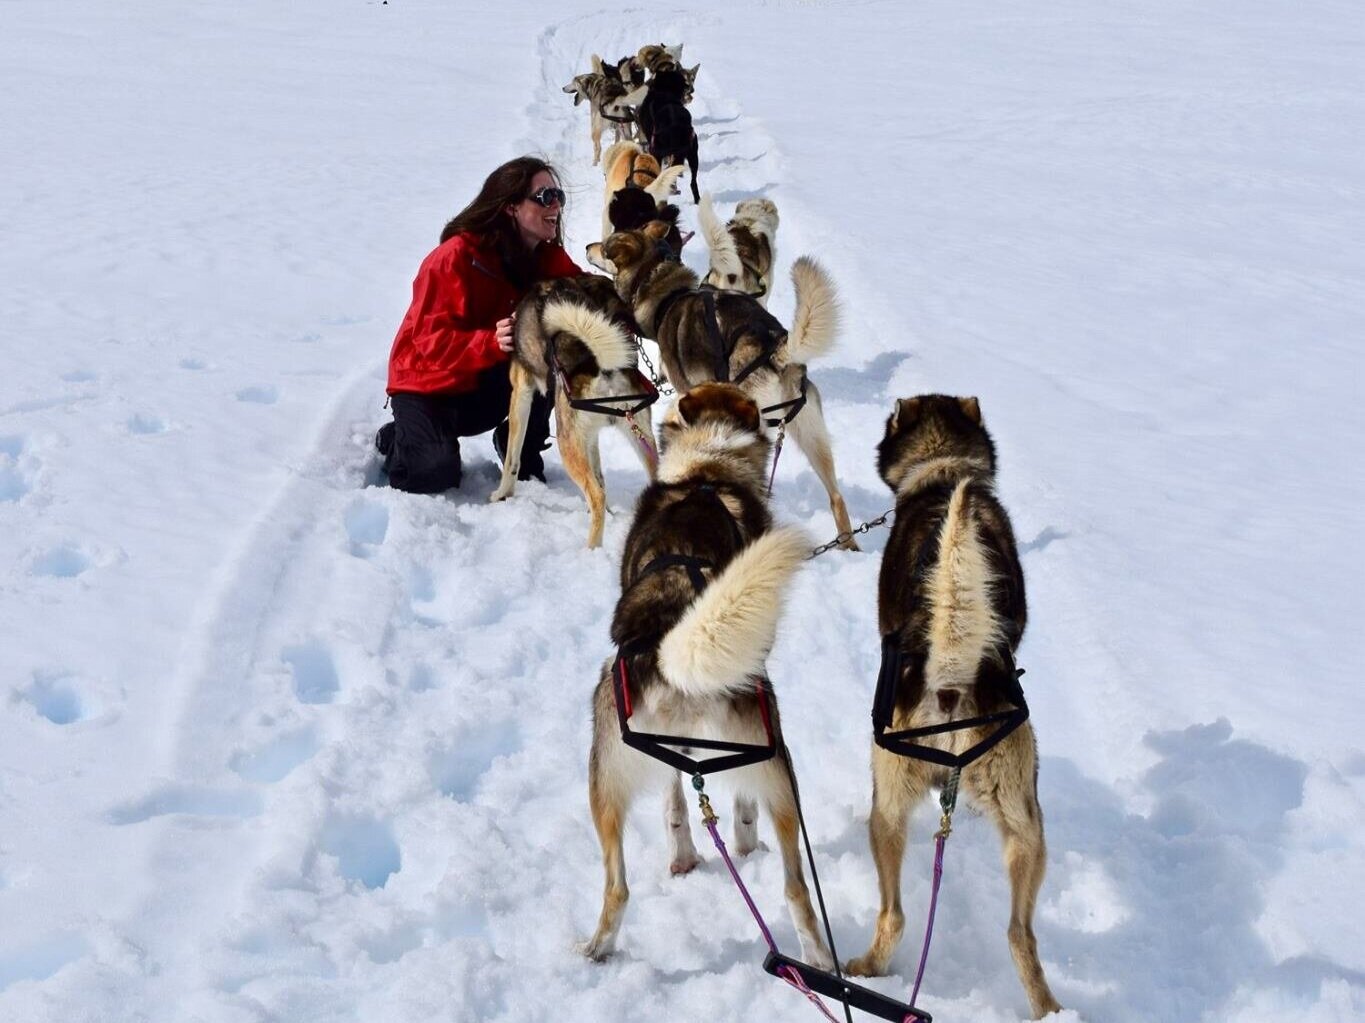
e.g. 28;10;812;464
344;497;389;557
19;671;96;725
30;544;92;579
127;413;169;435
236;385;278;405
282;641;340;704
320;815;401;889
428;720;521;802
0;435;35;502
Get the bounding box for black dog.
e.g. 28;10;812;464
608;187;688;255
638;69;700;203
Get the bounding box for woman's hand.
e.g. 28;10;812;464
495;313;517;353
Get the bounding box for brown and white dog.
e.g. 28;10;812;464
845;395;1062;1019
584;383;833;970
698;194;779;307
490;274;658;549
563;56;648;165
586;222;857;548
599;140;685;241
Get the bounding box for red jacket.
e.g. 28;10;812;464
386;232;584;395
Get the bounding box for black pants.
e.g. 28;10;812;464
379;364;550;494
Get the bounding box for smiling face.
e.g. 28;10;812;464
507;170;563;250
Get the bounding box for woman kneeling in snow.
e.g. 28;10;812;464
376;156;583;493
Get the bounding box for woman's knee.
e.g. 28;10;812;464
387;439;462;493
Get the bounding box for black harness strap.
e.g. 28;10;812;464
547;333;660;419
872;635;1030;769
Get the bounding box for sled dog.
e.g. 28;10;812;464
584;383;833;970
563;56;648;165
586;222;857;547
600;140;686;240
637;68;701;203
844;395;1062;1019
490;274;658;549
699;194;779;307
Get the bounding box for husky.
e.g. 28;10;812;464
844;395;1062;1019
699;194;779;307
586;221;857;548
599;140;686;241
490;274;658;549
563;56;649;165
637;68;701;203
583;383;833;970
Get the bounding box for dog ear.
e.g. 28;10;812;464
956;396;982;424
890;397;922;432
591;53;604;74
643;219;671;242
684;63;699;81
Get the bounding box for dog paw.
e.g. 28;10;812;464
732;838;768;857
801;945;835;972
579;938;615;962
489;482;514;503
844;953;883;978
669;853;701;875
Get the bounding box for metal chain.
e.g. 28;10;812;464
636;341;675;396
808;508;895;559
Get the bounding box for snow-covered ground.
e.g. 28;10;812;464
2;1;1362;1020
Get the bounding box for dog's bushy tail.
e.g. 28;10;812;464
542;301;637;372
698;193;742;283
646;165;686;203
786;256;841;363
600;140;639;178
658;526;810;699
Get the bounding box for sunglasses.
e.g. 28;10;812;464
526;185;566;208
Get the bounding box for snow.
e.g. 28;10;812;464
2;1;1362;1020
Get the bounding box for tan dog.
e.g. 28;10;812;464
584;383;832;970
698;194;779;307
845;395;1062;1018
490;274;658;549
599;140;685;240
563;56;648;165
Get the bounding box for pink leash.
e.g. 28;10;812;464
702;817;844;1023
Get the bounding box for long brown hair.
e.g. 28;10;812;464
439;156;566;287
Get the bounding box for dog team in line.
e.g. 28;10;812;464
374;41;1062;1019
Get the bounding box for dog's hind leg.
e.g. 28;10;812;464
664;773;701;875
761;755;834;971
489;362;536;503
965;726;1062;1018
585;684;635;960
846;748;932;977
784;378;858;549
558;402;608;548
732;793;762;856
